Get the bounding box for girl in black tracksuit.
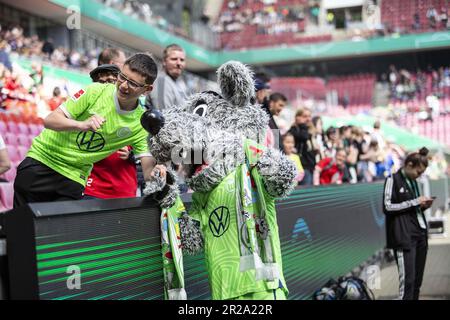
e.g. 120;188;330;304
383;147;433;300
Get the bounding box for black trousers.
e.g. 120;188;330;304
394;232;428;300
13;157;84;208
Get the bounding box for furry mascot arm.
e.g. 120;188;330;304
256;147;298;198
143;166;180;209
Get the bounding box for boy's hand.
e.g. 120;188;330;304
79;114;106;132
117;147;130;160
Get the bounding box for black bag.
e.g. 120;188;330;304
337;276;375;300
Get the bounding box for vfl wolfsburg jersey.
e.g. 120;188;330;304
27;83;150;186
190;142;288;300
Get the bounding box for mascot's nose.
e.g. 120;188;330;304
140;109;165;136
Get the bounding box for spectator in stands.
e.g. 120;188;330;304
89;63;120;84
312;116;325;162
383;147;433;300
313;148;347;186
147;44;188;111
440;8;448;29
282;132;304;185
359;139;382;182
288;108;317;186
0;41;12;71
426;6;438;29
0;134;11;181
13;53;166;208
262;92;287;150
98;47;126;69
371;120;386;150
412;12;421;30
324;126;341;158
83;62;139;200
47;87;65;111
41;38;55;59
30;62;44;87
254;72;271;105
339;125;358;183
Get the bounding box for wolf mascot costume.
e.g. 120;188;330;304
141;61;297;300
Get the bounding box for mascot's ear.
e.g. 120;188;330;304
217;61;255;109
140;109;165;136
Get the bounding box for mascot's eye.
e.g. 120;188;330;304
193;104;208;117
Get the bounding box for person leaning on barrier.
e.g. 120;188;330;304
383;147;433;300
313;148;347;186
13;53;166;208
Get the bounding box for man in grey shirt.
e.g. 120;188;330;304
147;44;188;110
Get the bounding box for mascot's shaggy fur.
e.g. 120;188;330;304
141;61;297;300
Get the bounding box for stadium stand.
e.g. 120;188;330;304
381;0;449;34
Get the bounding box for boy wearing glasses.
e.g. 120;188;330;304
83;62;138;200
13;53;166;207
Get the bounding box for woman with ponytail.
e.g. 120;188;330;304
383;147;433;300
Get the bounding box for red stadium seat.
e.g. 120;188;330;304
28;124;43;136
16;146;28;160
2;166;16;183
17;134;32;148
0;121;7;135
5;145;20;163
17;122;30;135
0;182;14;211
4;132;17;145
6;121;19;134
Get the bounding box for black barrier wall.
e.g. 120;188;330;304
2;182;387;300
183;182;386;300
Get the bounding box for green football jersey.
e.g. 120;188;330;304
190;158;288;300
27;83;150;186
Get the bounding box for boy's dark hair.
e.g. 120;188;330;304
269;92;287;103
405;147;430;168
124;53;158;85
98;48;124;66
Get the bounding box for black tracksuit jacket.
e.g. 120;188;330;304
382;170;428;249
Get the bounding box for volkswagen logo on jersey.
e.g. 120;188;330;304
76;131;106;152
117;127;132;138
209;206;230;237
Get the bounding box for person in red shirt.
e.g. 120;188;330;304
313;148;347;186
84;146;138;199
47;87;65;111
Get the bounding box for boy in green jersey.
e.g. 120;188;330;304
14;53;167;208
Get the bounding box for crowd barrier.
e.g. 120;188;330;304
0;175;450;300
2;177;448;300
0;181;392;300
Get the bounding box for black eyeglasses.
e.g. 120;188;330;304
117;72;147;90
98;78;117;84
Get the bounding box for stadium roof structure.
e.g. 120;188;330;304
322;114;449;154
4;0;450;72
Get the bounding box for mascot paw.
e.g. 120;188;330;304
256;148;297;198
144;167;179;209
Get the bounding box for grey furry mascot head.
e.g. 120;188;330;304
141;61;297;254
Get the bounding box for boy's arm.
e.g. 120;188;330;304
44;108;105;132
